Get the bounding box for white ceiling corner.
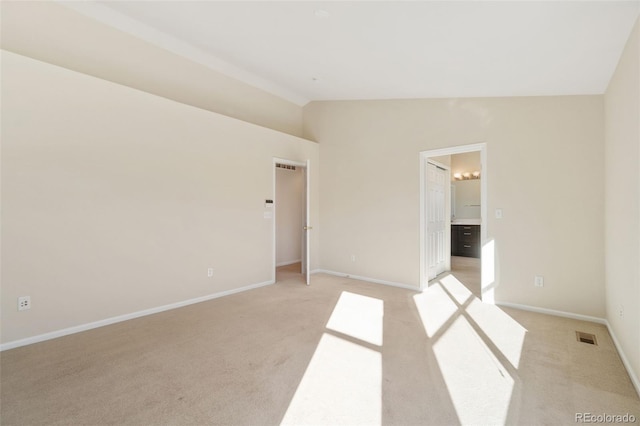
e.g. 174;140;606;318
57;0;310;105
58;1;640;103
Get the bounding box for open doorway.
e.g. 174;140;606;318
273;158;311;285
420;143;487;300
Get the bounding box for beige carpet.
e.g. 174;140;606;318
449;255;481;298
1;263;638;425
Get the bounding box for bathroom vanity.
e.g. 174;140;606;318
451;220;481;258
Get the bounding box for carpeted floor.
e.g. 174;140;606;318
1;263;638;425
449;255;481;297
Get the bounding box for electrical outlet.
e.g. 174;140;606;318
207;268;214;278
351;255;356;262
619;305;624;318
18;296;31;311
534;276;544;287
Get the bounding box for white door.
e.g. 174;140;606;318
302;160;311;285
427;162;446;280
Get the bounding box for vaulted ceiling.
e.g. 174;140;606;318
14;1;639;106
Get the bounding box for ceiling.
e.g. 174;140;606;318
64;1;639;105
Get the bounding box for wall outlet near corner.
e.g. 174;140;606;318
534;276;544;287
619;304;624;318
207;268;214;278
18;296;31;311
351;255;356;262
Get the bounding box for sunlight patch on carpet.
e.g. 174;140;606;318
433;316;514;425
280;333;381;426
439;274;473;305
326;291;383;346
466;299;527;368
413;283;458;338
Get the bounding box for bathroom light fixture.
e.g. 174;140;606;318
454;170;481;180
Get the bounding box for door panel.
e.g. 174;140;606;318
427;162;446;280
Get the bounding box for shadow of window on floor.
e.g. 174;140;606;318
281;291;383;425
414;244;528;425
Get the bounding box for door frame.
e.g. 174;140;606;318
419;143;487;294
273;157;311;285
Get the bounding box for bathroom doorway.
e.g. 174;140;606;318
420;143;488;300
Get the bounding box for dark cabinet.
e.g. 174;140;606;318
451;225;480;258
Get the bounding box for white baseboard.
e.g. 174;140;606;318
496;301;607;324
276;259;301;267
496;301;639;398
605;320;640;398
312;269;419;291
0;279;275;352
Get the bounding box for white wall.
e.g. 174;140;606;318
0;1;303;137
451;152;481;219
0;50;319;345
304;95;605;317
276;167;304;266
453;180;481;220
451;151;481;176
604;17;639;391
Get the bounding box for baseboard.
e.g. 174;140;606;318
605;320;640;398
496;301;640;398
312;269;419;291
276;259;301;267
0;279;275;352
496;301;607;324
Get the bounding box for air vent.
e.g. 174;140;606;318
576;331;597;345
276;163;296;171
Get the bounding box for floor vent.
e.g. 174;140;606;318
576;331;597;345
